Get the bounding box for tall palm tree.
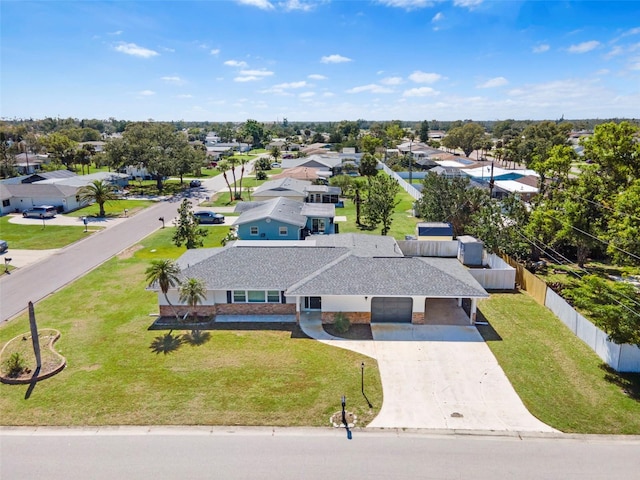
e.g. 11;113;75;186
227;156;239;199
145;259;181;321
77;179;118;217
270;146;281;165
216;160;234;203
179;277;207;322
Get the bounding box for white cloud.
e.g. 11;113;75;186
210;49;220;56
432;12;443;22
161;76;185;85
567;40;600;54
108;30;123;36
408;70;443;83
161;46;175;53
114;42;159;58
236;0;275;10
477;76;508;88
323;92;335;97
533;44;550;53
234;76;259;82
380;76;403;85
299;91;316;98
402;87;438;97
138;90;155;96
224;60;248;67
281;0;316;12
177;94;193;99
595;69;610;75
274;81;307;88
376;1;435;11
240;69;274;76
346;84;393;94
630;56;640;71
308;74;327;80
321;54;352;64
454;0;483;8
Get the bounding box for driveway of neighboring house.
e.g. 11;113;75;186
300;316;556;433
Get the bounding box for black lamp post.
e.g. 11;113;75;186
159;217;165;229
4;257;12;273
341;395;352;440
361;362;373;408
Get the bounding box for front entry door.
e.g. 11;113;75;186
304;296;322;310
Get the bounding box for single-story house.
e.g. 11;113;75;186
305;184;341;204
251;177;341;204
34;171;129;189
150;234;489;325
19;169;76;184
271;166;322;182
234;197;336;240
0;183;83;214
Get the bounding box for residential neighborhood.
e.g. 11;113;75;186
2;0;640;476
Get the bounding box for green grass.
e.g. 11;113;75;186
64;199;155;218
0;228;382;426
205;172;281;206
0;215;100;249
478;292;640;434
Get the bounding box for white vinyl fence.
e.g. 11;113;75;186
545;288;640;372
468;254;516;290
398;240;458;257
379;162;423;201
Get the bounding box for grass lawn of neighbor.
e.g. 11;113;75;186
0;227;382;427
64;199;155;218
478;292;640;434
0;215;101;249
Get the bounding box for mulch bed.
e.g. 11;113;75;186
323;324;373;340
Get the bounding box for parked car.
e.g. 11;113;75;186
271;162;281;168
0;240;8;253
22;205;57;218
189;179;202;188
193;211;225;224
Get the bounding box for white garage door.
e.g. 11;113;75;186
371;297;413;323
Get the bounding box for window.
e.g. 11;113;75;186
279;226;288;236
247;291;265;303
267;291;280;303
2;199;9;207
233;291;246;303
312;218;325;233
250;226;259;236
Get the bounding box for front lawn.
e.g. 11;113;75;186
64;199;155;218
478;292;640;434
0;215;100;249
0;227;382;426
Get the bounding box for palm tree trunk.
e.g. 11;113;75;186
164;293;181;321
223;172;233;203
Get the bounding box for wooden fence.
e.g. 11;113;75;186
501;254;547;305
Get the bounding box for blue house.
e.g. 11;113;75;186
234;197;336;240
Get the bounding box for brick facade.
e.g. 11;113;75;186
411;312;425;324
159;303;295;318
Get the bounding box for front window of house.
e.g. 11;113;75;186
250;226;259;236
279;226;288;236
232;290;281;303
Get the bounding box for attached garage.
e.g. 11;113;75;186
371;297;413;323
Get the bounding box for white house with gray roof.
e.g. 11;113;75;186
150;234;489;325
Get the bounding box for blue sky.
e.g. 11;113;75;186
2;1;639;122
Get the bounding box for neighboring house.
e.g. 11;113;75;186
13;153;48;175
19;169;75;184
35;171;129;189
252;177;341;204
271;166;322;182
0;183;82;214
234;197;337;240
150;233;489;325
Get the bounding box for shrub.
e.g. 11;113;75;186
334;312;351;334
4;352;26;378
256;170;268;181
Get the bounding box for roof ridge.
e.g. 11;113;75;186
285;250;353;294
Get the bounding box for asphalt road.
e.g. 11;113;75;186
0;165;248;323
2;428;639;479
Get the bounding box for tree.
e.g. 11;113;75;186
145;259;181;321
270;146;281;164
172;199;208;249
358;153;378;177
241;119;266;148
363;174;400;235
43;132;77;168
445;123;485;157
179;277;207;322
360;135;383;155
534;144;576;197
606;179;640;265
415;174;486;236
418;120;429;143
217;160;234;203
77;180;118;217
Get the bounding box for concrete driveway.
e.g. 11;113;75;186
300;317;555;432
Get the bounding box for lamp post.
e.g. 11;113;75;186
159;217;165;229
341;395;352;440
361;362;373;408
4;257;12;273
82;216;88;233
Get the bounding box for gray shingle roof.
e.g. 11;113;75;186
300;203;335;218
287;255;488;298
179;246;350;290
234;197;308;227
311;233;402;257
252;177;311;197
4;183;80;197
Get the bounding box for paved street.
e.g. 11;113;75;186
0;165;249;323
2;427;639;480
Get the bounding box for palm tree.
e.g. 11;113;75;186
270;146;281;165
77;179;118;217
227;156;240;199
216;160;234;203
179;277;207;322
145;259;181;321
